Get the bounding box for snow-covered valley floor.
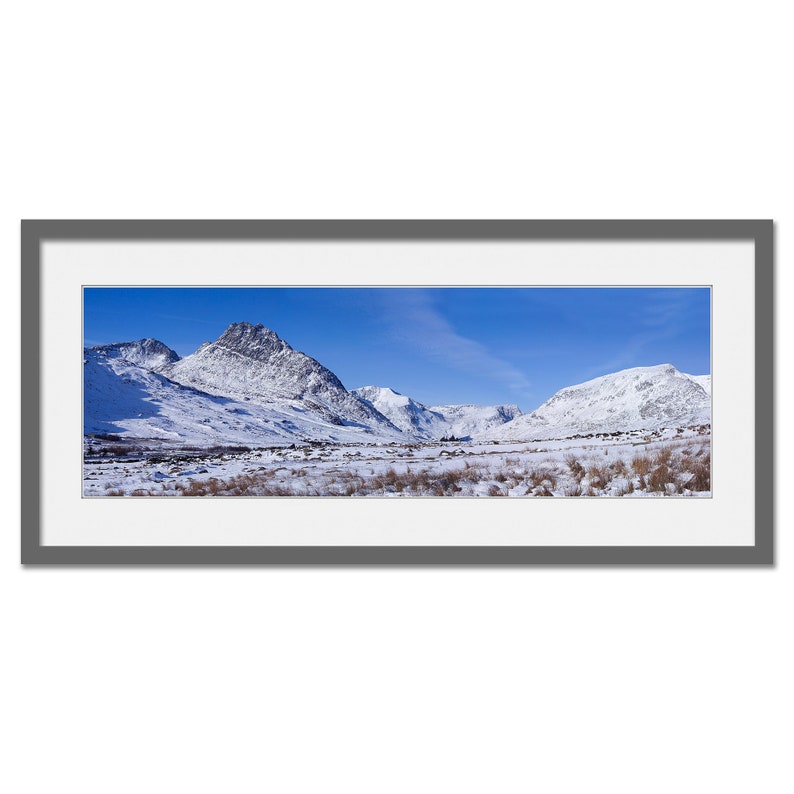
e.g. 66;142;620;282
83;426;711;497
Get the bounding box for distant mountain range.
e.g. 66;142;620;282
84;321;710;445
351;386;525;440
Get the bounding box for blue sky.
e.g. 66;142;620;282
83;287;710;410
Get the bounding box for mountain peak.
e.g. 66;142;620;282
160;323;397;430
215;322;292;360
354;385;408;403
569;363;677;389
488;362;710;441
352;385;446;437
90;338;180;372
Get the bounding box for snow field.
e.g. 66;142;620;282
83;429;711;498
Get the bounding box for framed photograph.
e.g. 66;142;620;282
21;220;773;564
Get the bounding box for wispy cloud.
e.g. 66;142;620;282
639;291;700;330
584;334;662;378
378;290;532;397
583;290;706;377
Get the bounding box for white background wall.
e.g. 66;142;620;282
2;3;791;792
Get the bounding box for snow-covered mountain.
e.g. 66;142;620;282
161;322;396;430
351;386;448;438
91;338;180;372
429;403;523;440
487;364;711;441
352;387;523;440
84;323;711;447
84;345;404;445
85;347;272;443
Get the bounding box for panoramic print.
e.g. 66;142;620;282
83;287;711;497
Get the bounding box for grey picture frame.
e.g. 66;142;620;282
21;219;774;565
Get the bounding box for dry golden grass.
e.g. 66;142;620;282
647;463;672;492
686;450;711;491
631;455;652;476
610;458;628;477
529;468;558;489
99;439;711;498
564;454;585;482
627;443;711;494
654;447;673;467
586;464;612;491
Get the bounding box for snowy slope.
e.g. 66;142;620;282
429;403;523;440
685;373;711;395
84;347;273;443
352;386;448;438
162;322;398;431
487;364;711;441
84;347;404;445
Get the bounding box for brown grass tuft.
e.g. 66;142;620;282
647;464;672;492
687;451;711;491
632;455;652;476
565;454;585;482
529;468;557;489
586;465;612;491
654;447;673;467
